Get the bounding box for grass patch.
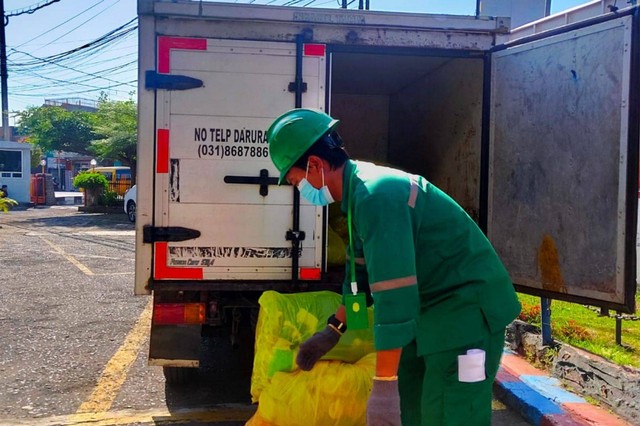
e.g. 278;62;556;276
517;293;640;368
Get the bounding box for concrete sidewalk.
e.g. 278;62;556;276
495;349;632;426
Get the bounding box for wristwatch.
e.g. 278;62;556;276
327;314;347;334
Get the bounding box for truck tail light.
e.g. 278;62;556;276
153;303;206;325
299;267;321;280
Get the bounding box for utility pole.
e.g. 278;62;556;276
342;0;347;8
0;0;9;141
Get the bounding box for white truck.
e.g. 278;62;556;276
136;0;638;384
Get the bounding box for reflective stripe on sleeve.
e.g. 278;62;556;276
408;176;419;208
346;254;366;265
370;275;417;292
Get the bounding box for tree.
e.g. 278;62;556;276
16;96;138;184
92;97;137;184
29;145;45;169
16;106;97;156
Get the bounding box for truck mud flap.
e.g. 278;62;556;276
149;324;201;367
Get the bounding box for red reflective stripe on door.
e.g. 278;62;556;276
157;129;169;174
154;242;203;280
158;36;207;74
303;43;326;57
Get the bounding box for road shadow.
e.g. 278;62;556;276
164;318;255;412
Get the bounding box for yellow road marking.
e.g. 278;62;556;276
72;298;153;415
39;236;94;276
0;405;256;426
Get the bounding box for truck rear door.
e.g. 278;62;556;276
150;38;326;282
487;11;638;312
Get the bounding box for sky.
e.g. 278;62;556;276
4;0;591;125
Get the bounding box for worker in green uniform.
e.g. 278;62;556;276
267;108;521;426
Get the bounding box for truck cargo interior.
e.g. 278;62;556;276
321;49;485;274
329;50;485;223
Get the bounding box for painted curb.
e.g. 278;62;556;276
494;350;631;426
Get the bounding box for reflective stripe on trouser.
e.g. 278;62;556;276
397;326;505;426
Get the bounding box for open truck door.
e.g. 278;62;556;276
487;10;639;313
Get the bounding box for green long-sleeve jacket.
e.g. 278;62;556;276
341;160;521;355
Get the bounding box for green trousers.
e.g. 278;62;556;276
397;327;505;426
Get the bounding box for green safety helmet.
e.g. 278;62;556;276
267;108;339;184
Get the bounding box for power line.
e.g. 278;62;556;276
8;18;137;67
10;80;136;98
7;0;358;112
38;19;136;65
9;33;137;84
8;59;137;92
12;46;138;82
10;49;137;89
9;62;119;91
36;0;123;53
14;0;108;49
5;0;61;18
45;30;136;69
7;24;137;91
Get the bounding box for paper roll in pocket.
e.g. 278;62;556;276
457;349;486;383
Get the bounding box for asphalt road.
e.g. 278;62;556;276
0;206;531;426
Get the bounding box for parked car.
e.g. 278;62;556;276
124;185;136;222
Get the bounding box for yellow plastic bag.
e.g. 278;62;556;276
245;411;273;426
247;353;376;426
251;291;374;403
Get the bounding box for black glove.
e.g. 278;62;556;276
367;378;401;426
295;325;341;371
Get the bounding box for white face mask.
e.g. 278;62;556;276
297;161;334;206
